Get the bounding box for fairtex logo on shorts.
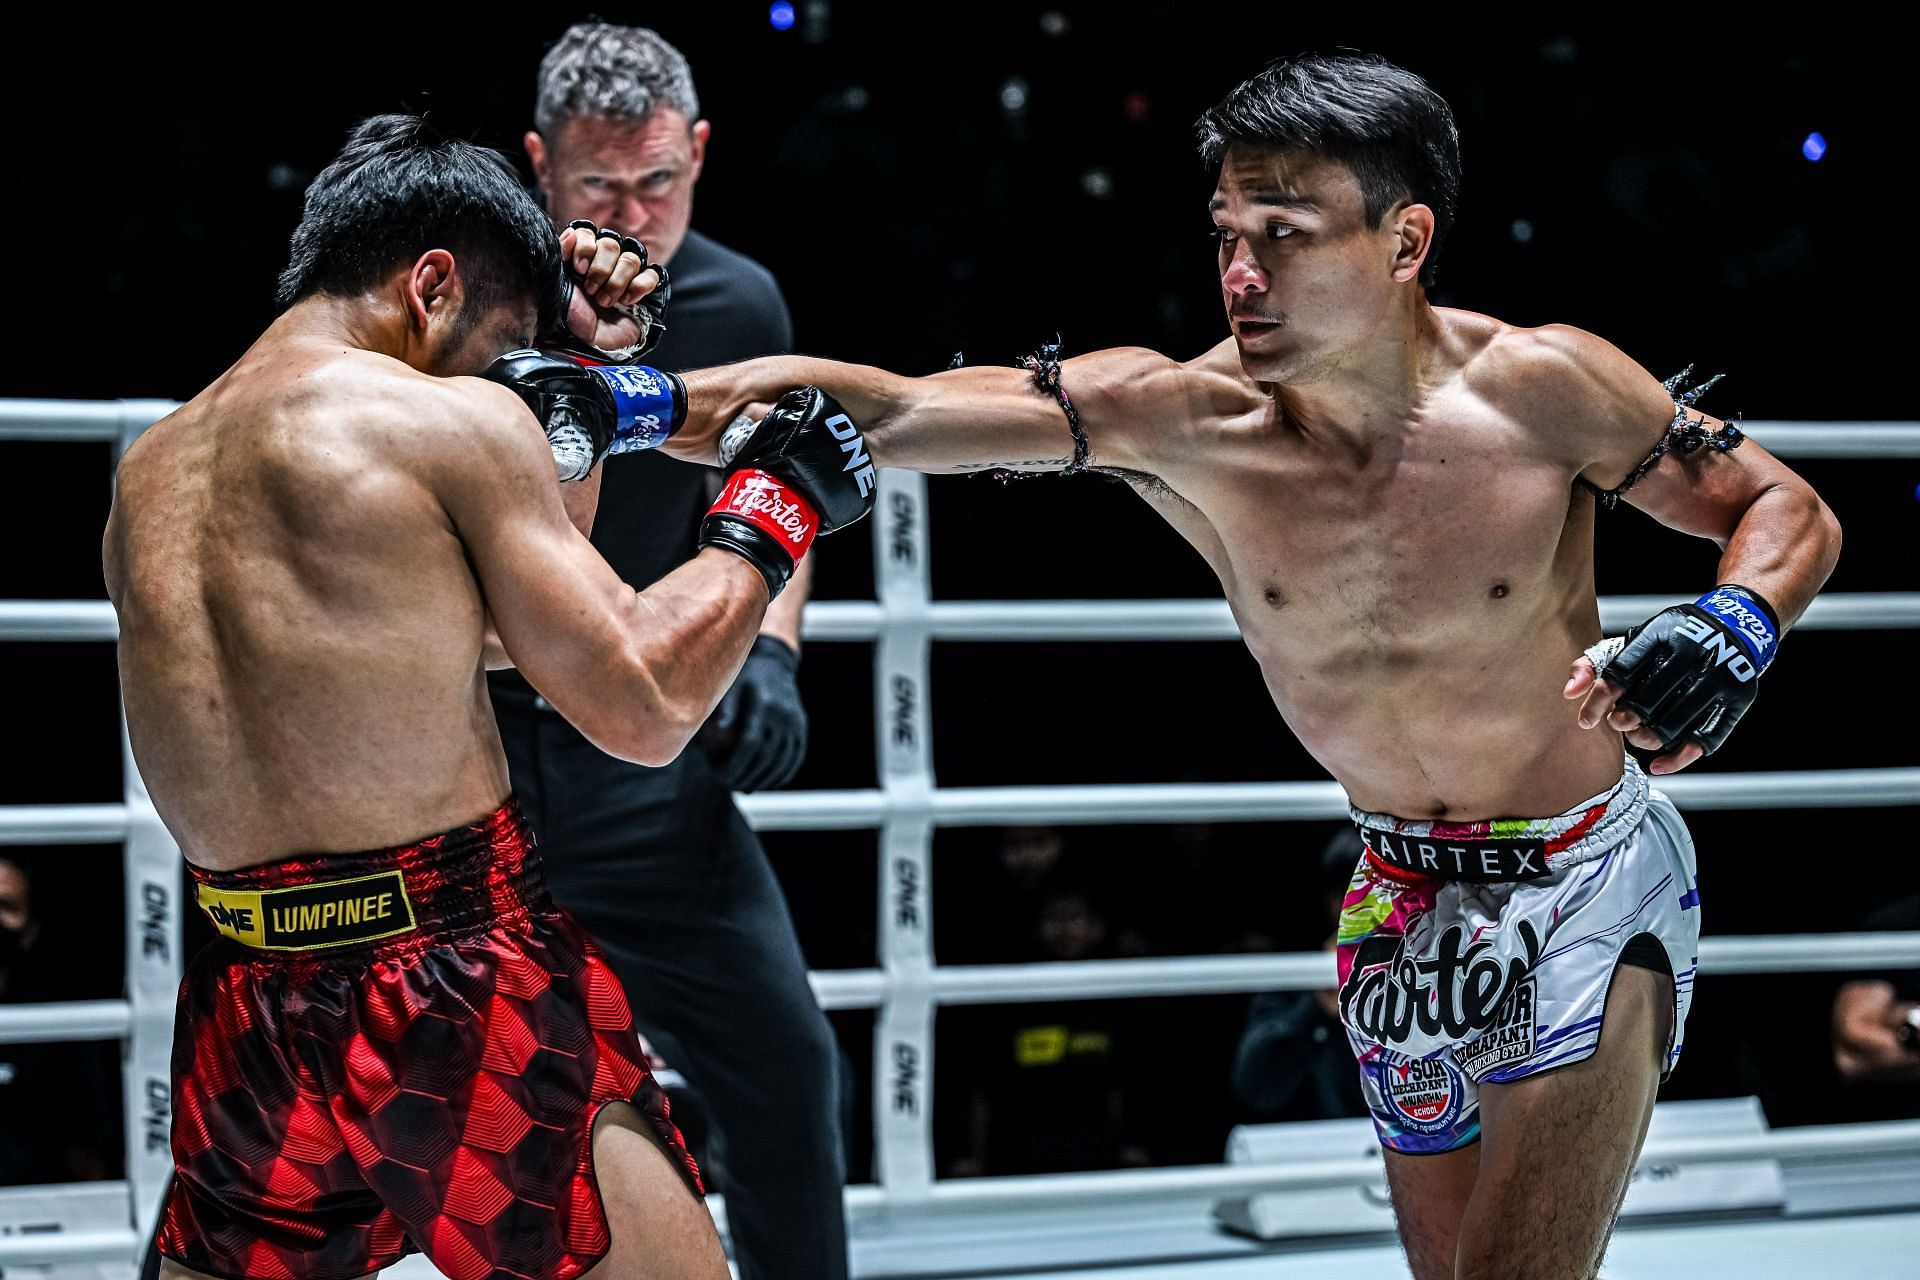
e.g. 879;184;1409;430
197;871;417;951
1362;828;1549;881
1452;978;1538;1079
1383;1053;1466;1134
1340;920;1541;1048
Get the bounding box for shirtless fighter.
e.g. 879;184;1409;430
671;54;1841;1280
106;114;871;1280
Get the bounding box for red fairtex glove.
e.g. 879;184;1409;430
698;387;876;597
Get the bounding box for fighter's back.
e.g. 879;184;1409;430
105;338;509;869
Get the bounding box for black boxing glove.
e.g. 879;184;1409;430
701;635;809;791
699;387;877;597
540;220;670;364
484;350;687;482
1586;584;1782;757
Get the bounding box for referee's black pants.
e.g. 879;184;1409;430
493;682;849;1280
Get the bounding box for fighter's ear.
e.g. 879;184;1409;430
405;250;461;330
525;131;551;193
1391;202;1436;284
688;119;711;182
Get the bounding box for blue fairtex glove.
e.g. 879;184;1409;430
1588;584;1781;757
483;350;686;482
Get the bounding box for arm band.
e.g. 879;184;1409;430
1016;339;1091;476
1593;365;1745;509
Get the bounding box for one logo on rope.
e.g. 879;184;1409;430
1453;978;1538;1078
891;1041;920;1115
140;880;170;962
889;490;917;566
1340;920;1541;1048
893;856;922;930
144;1077;170;1154
890;674;917;749
1382;1052;1466;1134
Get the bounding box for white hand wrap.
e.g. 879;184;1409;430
1583;635;1626;677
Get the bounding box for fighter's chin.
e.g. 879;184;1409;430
1232;338;1298;383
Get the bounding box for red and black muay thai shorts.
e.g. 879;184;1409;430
157;800;701;1280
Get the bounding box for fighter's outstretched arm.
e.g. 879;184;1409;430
670;344;1227;476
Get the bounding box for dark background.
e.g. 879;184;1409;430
2;7;1916;1181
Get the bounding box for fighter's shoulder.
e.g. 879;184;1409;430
1183;337;1267;408
336;359;548;492
1459;315;1670;444
1073;339;1257;420
362;361;530;448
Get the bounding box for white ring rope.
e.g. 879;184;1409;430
842;1118;1920;1215
8;767;1920;849
9;591;1920;643
4;400;1918;455
3;400;1919;1266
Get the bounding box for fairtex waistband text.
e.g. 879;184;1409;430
1359;827;1551;882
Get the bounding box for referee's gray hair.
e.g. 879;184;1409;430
534;22;700;137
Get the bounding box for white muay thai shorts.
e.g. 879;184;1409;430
1335;757;1700;1154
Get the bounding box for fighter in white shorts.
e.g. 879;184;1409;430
654;49;1838;1280
1339;756;1700;1152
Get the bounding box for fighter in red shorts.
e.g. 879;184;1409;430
104;114;872;1280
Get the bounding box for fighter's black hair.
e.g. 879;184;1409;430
1196;53;1461;287
277;114;564;333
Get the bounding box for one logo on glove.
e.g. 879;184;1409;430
1340;920;1542;1048
1673;616;1760;682
722;471;817;546
826;412;878;498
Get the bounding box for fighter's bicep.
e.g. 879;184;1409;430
1064;346;1205;472
1623;427;1797;545
866;365;1083;474
868;347;1189;476
420;395;638;691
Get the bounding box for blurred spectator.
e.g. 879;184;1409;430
943;825;1087;964
1231;828;1368;1121
0;853;40;1000
0;853;121;1185
944;889;1148;1176
1830;891;1920;1112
